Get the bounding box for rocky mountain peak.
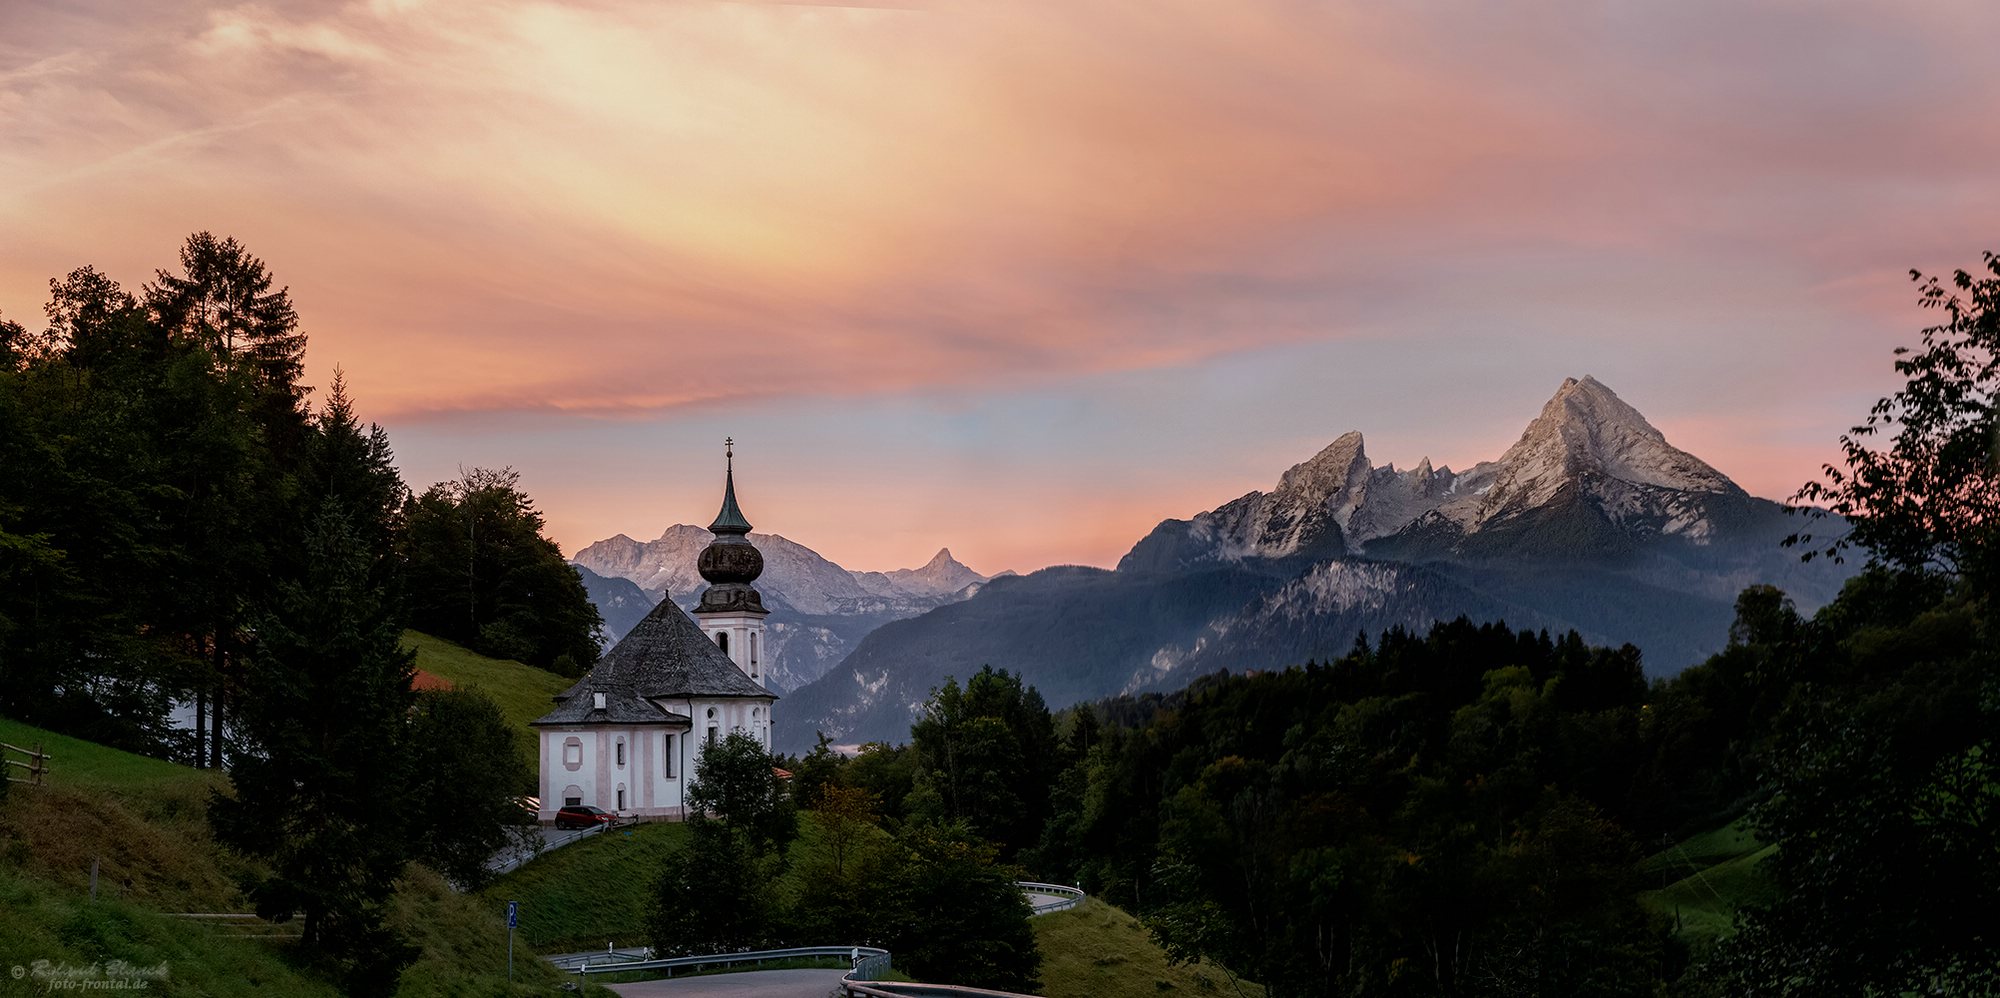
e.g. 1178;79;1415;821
887;547;987;597
1482;375;1740;512
1121;374;1766;570
1276;430;1369;498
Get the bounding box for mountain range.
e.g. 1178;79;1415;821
571;527;994;693
773;376;1856;752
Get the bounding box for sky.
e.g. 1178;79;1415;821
3;1;1996;573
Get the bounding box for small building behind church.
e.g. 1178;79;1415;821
532;448;774;822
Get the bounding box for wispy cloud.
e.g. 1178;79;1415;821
2;0;1996;566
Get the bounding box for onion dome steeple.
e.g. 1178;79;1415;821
709;438;753;536
696;438;767;614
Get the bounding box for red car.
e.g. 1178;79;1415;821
553;805;617;830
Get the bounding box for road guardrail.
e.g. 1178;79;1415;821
1015;881;1084;914
549;882;1086;994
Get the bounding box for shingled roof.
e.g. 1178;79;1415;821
533;597;774;727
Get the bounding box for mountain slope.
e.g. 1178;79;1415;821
574;564;658;644
778;376;1856;750
572;528;991;692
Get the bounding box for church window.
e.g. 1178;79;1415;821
716;632;729;654
616;785;626;811
749;633;758;675
664;734;675;777
615;739;625;767
563;737;582;771
563;784;582;807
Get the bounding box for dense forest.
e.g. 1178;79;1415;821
0;233;604;988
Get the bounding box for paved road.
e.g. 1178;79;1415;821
606;968;850;997
487;822;618;876
1026;893;1072;914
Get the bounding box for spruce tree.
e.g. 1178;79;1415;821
211;503;417;989
145;232;309;440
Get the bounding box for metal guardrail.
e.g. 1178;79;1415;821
548;882;1087;995
842;982;1045;998
553;944;887;976
1015;881;1085;914
488;821;611;878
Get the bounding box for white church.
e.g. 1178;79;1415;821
532;446;775;822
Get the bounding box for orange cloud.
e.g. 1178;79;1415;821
5;0;1998;569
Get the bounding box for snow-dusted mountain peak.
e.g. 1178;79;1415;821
1485;376;1740;506
1120;374;1767;570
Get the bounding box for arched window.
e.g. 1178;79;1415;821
616;784;626;811
715;632;729;654
749;633;758;676
562;785;583;807
706;707;719;746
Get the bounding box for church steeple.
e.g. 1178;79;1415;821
695;438;766;613
709;437;752;535
694;438;769;689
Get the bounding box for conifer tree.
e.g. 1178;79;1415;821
211;503;417;988
145;232;309;439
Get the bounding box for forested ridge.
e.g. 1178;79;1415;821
0;233;603;990
0;232;603;762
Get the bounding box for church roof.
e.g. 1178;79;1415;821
532;598;773;727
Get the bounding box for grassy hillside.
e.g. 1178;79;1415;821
1033;898;1266;998
481;821;688;952
1639;817;1777;944
0;716;246;911
404;630;571;779
0;716;576;996
0;868;341;998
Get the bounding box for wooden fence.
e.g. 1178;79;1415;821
1;741;49;787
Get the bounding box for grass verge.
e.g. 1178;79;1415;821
482;821;689;953
1033;898;1267;998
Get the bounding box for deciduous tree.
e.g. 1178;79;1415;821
401;467;601;673
688;730;796;849
1791;251;2000;583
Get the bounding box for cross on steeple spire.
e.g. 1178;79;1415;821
709;438;752;535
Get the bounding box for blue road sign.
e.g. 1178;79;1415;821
506;901;518;928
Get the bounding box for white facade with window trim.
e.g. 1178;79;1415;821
531;446;777;821
537;697;771;816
